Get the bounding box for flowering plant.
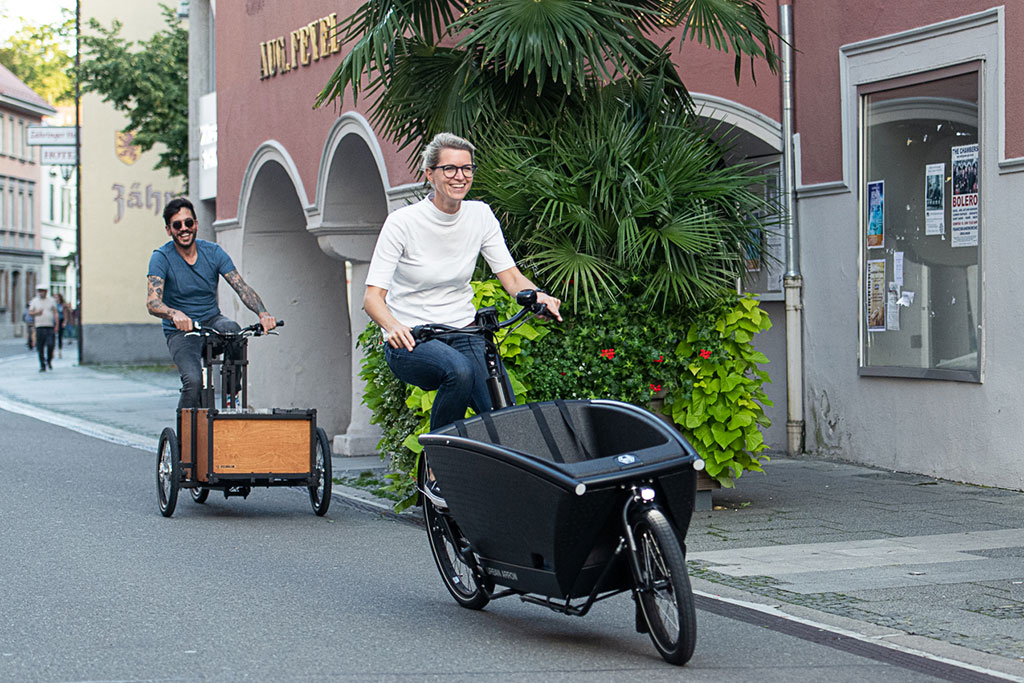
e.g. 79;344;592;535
358;285;772;508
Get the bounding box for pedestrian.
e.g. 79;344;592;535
363;132;562;433
21;300;34;349
28;284;58;372
146;197;278;408
54;292;66;358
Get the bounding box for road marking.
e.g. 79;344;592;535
0;395;154;451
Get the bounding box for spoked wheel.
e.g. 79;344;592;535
419;458;489;609
309;427;332;516
157;428;181;518
190;486;209;504
632;507;696;665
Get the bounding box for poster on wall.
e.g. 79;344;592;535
925;162;945;235
867;259;886;332
951;144;979;247
866;180;884;248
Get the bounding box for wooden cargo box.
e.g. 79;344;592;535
178;408;315;483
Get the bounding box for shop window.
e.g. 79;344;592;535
860;65;980;381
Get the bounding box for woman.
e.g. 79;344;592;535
364;132;561;431
54;293;66;358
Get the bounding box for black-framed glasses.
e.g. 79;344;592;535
170;218;196;231
430;164;477;179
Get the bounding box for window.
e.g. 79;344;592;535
860;65;980;381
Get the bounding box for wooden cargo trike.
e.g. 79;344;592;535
156;320;332;517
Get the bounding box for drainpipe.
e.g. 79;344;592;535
779;2;804;455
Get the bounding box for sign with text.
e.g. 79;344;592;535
27;126;77;146
40;146;77;165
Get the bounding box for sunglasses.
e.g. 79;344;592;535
170;218;196;231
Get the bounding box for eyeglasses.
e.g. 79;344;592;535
429;164;477;179
170;218;196;231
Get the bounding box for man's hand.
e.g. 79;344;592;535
258;311;277;334
171;310;193;332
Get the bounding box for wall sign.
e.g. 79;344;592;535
259;13;341;80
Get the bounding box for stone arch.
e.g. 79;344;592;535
309;113;391;455
691;93;784;161
235;142;351;437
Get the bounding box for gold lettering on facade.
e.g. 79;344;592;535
259;14;341;80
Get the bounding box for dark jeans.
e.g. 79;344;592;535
35;326;54;369
166;314;241;409
385;334;502;431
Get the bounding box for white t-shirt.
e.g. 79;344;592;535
366;196;516;332
29;295;59;327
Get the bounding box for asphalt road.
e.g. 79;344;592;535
0;407;996;683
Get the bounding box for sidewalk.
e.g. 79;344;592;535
2;338;1023;679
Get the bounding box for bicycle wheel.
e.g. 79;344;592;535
157;428;181;518
308;427;332;516
419;459;489;609
190;486;209;504
632;507;696;665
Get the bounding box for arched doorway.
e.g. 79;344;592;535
313;115;391;455
239;156;351;437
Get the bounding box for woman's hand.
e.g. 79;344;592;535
537;291;563;322
387;323;416;351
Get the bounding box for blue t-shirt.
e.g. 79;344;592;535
148;239;236;336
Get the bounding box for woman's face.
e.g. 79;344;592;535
426;148;473;211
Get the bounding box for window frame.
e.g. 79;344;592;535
857;61;982;382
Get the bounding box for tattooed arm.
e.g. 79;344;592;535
147;275;193;331
223;270;277;333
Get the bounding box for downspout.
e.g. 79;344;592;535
779;2;805;455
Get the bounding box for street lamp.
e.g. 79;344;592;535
53;236;62;251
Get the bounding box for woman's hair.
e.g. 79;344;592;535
421;132;475;173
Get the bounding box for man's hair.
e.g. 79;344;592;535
420;132;475;173
163;197;196;225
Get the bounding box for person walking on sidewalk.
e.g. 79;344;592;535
364;132;562;431
28;284;58;372
21;301;34;349
146;197;278;409
54;293;66;358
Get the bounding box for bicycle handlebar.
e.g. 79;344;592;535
188;319;285;338
411;290;551;344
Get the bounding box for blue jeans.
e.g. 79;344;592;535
166;314;241;409
385;335;500;430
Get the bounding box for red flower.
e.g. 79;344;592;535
650;383;662;392
699;349;711;359
653;355;664;363
600;348;615;359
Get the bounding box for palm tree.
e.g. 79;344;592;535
317;0;780;308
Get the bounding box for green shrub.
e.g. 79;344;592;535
358;283;771;508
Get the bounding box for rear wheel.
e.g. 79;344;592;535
190;487;209;504
157;428;181;518
420;458;489;609
632;507;696;665
308;427;332;516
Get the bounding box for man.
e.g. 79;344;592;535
28;284;58;372
146;197;277;408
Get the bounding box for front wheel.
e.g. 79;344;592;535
632;507;696;665
190;487;209;504
157;428;181;518
308;427;332;516
420;457;489;610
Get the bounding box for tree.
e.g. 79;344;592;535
316;0;781;309
77;4;188;182
0;10;75;106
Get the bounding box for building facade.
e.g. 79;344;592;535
79;1;186;363
0;64;55;340
190;1;1024;488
